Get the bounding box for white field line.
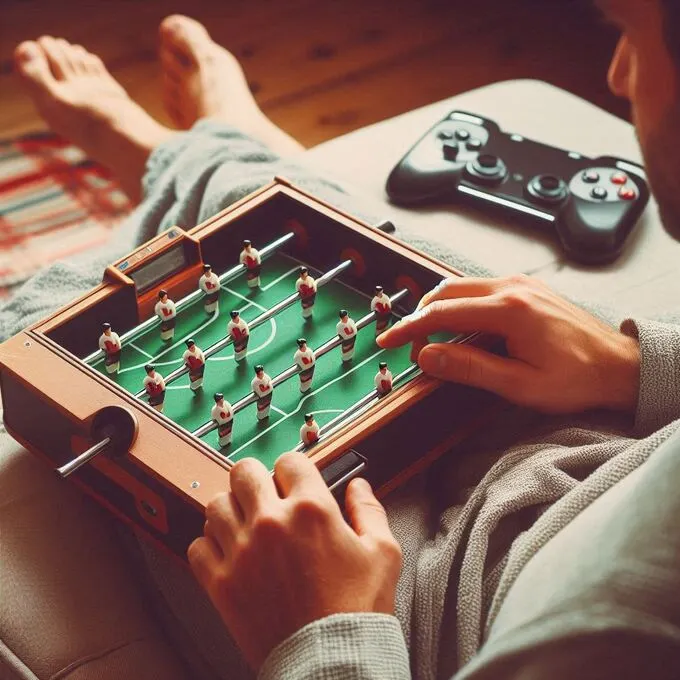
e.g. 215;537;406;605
224;348;386;459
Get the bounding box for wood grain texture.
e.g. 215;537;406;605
0;0;625;147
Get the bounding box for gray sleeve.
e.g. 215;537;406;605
258;613;411;680
621;319;680;436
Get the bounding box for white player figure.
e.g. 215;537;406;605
98;322;122;374
198;263;221;315
336;309;358;362
294;338;316;393
371;285;392;336
300;413;320;447
295;266;318;318
239;239;262;288
211;392;234;448
374;361;393;396
227;310;250;362
251;365;273;420
143;364;166;412
154;289;177;341
183;339;206;392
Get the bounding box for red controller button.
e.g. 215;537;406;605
611;172;628;185
618;187;636;200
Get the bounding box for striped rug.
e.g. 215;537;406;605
0;132;131;298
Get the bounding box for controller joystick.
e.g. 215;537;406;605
386;110;650;263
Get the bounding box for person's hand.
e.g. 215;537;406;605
187;453;402;671
377;274;640;415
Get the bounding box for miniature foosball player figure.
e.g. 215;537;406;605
300;413;320;447
183;339;206;392
154;289;177;341
143;364;166;412
227;310;250;362
371;285;392;336
336;309;358;362
293;337;316;393
251;364;273;420
374;361;393;396
295;266;317;318
239;239;262;288
98;322;122;374
211;392;234;448
198;263;221;315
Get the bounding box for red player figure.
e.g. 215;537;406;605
300;413;320;447
198;263;221;315
183;339;206;392
98;322;122;374
294;338;316;393
239;239;262;288
251;364;273;420
336;309;358;362
295;266;318;318
371;285;392;336
211;392;234;448
154;289;177;341
227;310;250;362
374;361;393;396
143;364;166;413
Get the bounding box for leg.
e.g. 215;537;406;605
158;15;304;155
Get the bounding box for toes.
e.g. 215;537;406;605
14;40;56;90
37;35;74;79
159;14;213;71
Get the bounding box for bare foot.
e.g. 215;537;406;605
158;15;304;156
14;37;174;202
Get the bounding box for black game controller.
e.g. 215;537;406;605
386;111;650;263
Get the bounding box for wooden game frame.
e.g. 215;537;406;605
0;178;502;557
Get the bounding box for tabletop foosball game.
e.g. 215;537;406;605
0;178;502;557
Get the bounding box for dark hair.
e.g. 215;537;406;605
660;0;680;68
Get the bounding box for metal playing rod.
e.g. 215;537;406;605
84;232;296;365
135;259;354;398
191;287;409;439
294;363;421;451
56;437;112;478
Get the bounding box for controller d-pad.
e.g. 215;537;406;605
442;141;459;161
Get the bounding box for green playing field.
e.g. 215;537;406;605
93;254;415;469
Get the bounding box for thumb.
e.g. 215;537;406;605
417;342;529;399
345;477;393;541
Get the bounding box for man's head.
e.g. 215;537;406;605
599;0;680;235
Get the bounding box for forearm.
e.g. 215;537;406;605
621;318;680;435
258;613;411;680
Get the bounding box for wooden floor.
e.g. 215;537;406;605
1;0;625;148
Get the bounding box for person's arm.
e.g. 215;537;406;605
187;453;408;677
377;274;640;416
620;318;680;435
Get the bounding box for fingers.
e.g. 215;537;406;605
205;492;242;549
274;451;333;501
378;297;508;349
229;458;278;520
345;478;392;541
417;342;533;398
416;276;499;310
187;535;222;589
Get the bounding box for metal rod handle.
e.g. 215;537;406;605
57;437;111;478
